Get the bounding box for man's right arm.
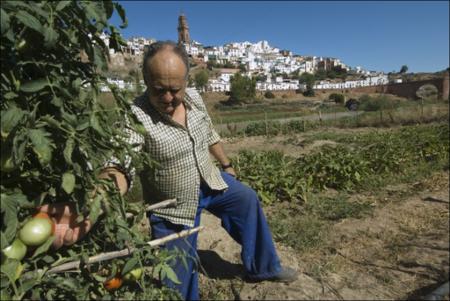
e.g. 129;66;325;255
39;112;146;249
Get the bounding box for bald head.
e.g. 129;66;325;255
145;48;187;86
142;41;189;86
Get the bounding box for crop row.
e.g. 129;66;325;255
232;123;449;205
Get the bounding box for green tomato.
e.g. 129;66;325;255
2;238;27;261
19;217;53;247
0;155;15;173
123;268;143;282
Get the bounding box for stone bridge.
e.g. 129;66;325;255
279;72;449;100
383;72;449;100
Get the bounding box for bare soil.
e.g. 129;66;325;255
196;133;450;300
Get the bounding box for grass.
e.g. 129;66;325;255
240;121;449;256
210;100;347;124
307;194;373;221
267;191;374;253
268;212;328;252
217;100;449;138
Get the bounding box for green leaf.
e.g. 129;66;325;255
0;232;8;250
55;1;71;11
82;1;101;24
62;172;76;194
104;1;114;19
90;114;106;136
0;9;10;35
113;2;128;29
15;10;43;33
0;259;20;282
1;105;26;138
121;257;138;276
29;128;53;166
20;78;49;93
31;236;55;258
164;265;181;284
3;91;18;99
63;138;74;165
93;46;106;70
76;120;89;131
0;193;19;243
44;26;59;48
88;194;102;225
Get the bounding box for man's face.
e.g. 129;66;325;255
145;49;187;115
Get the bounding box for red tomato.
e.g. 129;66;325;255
104;276;123;291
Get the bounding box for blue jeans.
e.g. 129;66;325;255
149;172;282;300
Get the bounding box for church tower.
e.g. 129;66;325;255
178;14;190;44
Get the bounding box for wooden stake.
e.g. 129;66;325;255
125;198;176;218
47;226;204;274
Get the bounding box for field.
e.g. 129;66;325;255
192;97;449;300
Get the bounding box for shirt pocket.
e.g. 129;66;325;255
189;113;209;150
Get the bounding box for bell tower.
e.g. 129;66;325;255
178;14;190;44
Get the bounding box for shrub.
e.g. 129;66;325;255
303;87;315;97
329;93;345;104
229;73;256;104
358;95;399;111
264;91;275;99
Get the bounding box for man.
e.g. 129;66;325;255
41;41;297;300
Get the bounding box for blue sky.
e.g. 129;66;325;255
111;1;449;73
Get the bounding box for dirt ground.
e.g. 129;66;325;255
196;133;450;300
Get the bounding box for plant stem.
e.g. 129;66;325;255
46;226;204;274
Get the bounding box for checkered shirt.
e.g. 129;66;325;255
123;88;228;227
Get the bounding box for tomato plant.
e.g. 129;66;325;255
1;1;182;300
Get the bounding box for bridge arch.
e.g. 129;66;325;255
385;72;449;100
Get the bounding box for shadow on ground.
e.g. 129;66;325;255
197;250;245;280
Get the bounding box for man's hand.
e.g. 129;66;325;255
223;166;237;178
38;202;92;250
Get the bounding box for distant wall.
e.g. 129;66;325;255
313;72;449;100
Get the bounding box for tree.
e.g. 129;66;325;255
194;70;209;92
314;69;327;80
1;1;180;299
299;72;315;86
299;73;316;96
329;93;345;104
229;73;256;104
254;74;267;82
400;65;408;74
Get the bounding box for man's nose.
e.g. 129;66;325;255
161;91;173;102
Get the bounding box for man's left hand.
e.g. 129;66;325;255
223;167;237;178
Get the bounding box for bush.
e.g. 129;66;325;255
329;93;345;104
282;94;289;99
229;73;256;104
264;91;275;99
194;70;209;92
303;87;315;97
358;95;399;112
